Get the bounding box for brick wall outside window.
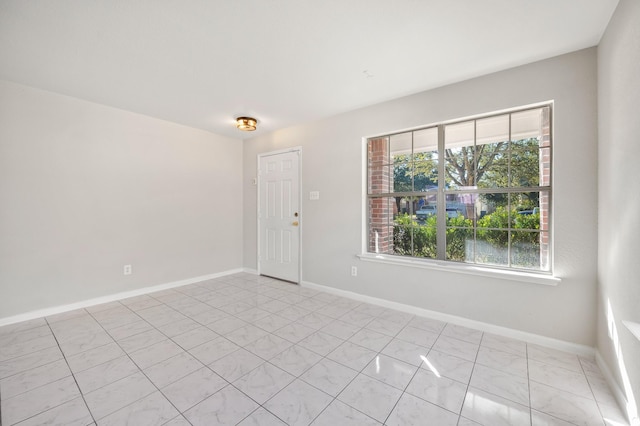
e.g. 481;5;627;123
368;137;394;254
539;108;551;269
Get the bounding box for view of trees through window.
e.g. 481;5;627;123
367;105;551;272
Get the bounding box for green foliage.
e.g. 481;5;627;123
392;159;413;193
386;133;544;270
513;211;540;232
393;208;542;268
476;206;541;267
393;214;436;258
392;153;438;192
477;206;510;246
392;214;473;260
445;218;473;261
477;206;539;230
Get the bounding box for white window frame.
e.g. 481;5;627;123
359;103;560;285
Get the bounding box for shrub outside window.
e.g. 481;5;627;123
367;105;552;272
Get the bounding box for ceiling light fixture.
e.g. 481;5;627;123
236;116;257;131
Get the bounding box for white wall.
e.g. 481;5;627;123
243;48;598;346
597;0;640;421
0;81;243;319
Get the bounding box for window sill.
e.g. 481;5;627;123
357;253;561;286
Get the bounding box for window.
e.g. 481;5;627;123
367;105;551;272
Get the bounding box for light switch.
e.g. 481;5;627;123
309;191;320;200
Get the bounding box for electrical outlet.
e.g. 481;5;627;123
123;264;132;275
351;266;357;276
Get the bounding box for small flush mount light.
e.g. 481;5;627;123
236;117;257;131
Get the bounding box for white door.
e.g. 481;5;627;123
258;149;300;283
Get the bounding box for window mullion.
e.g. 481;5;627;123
508;114;512;268
437;125;446;260
410;131;415;257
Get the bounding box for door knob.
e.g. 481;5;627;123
292;221;299;226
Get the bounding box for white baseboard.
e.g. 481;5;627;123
595;351;639;426
3;269;596;358
0;268;244;327
301;280;595;357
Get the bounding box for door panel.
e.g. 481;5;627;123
259;150;300;282
266;228;276;261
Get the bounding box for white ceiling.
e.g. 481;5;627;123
0;0;619;139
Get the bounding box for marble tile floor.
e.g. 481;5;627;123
0;272;629;426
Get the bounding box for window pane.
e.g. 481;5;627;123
414;195;438;257
394;196;439;259
368;137;389;166
445;121;475;190
445;120;474;148
511;231;544;270
392;162;411;193
511;108;543;141
510;135;539;150
477;194;509;229
475;230;509;266
390;132;412;159
540;106;551;148
510;140;540;187
510;150;540;187
477;114;509;146
393;152;412;165
395;196;411;216
369;197;394;254
539;231;551;271
445;226;473;262
446;206;472;227
511;192;542;230
414;127;438;154
369;197;393;226
412;223;437;259
392;222;412;256
446;190;473;262
445;146;477;190
540;148;551;186
476;141;509;188
370;224;394;254
457;193;477;222
412;158;438;192
415;196;438;259
368;165;390;195
538;191;550;232
477;114;509;188
414;196;437;222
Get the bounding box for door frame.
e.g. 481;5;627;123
256;146;303;283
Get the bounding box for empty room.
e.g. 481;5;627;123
0;1;638;425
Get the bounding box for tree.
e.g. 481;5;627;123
394;140;533;191
391;138;541;214
392;152;437;213
444;142;507;188
443;138;542;210
479;138;541;189
392;155;412;193
393;152;437;191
